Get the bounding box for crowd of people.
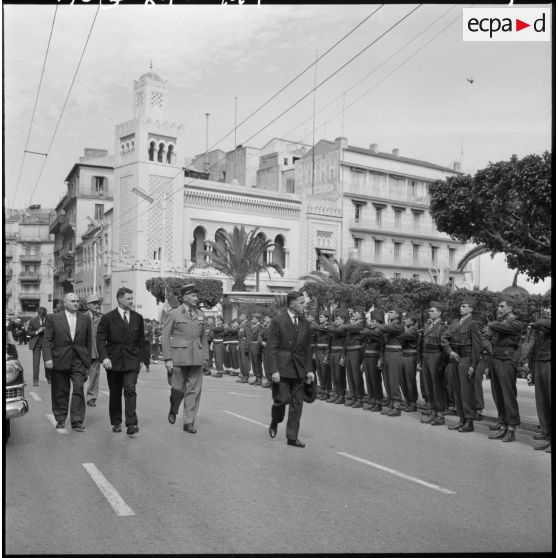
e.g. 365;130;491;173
6;288;551;452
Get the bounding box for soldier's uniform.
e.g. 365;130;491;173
400;314;420;412
224;324;240;377
249;314;263;386
260;317;272;387
361;310;385;411
378;314;405;416
238;325;251;379
443;298;483;432
419;301;450;425
327;311;348;404
313;312;332;401
211;320;226;373
344;307;365;408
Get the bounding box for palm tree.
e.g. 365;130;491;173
300;256;383;286
201;225;284;291
457;244;496;272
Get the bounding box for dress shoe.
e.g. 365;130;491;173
533;433;547;440
405;404;417;412
126;425;139;436
370;404;381;412
448;422;464;431
334;396;345;404
501;430;515;443
387;408;401;417
344;399;355;406
362;402;373;410
326;395;337;403
320;392;330;401
474;411;483;421
489;423;504;431
287;439;305;448
87;400;96;407
269;422;277;439
183;424;197;434
55;420;66;429
253;378;262;386
351;401;363;409
72;423;85;432
168;412;176;425
459;421;474;433
534;440;551;450
112;425;122;433
380;407;392;415
420;415;435;424
488;428;507;439
236;377;248;383
213;372;223;378
430;417;445;426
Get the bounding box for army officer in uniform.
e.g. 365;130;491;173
162;284;209;433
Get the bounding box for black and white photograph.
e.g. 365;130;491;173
4;0;552;554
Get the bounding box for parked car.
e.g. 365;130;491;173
5;356;29;441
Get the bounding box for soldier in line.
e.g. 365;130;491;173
327;309;348;404
211;315;226;377
400;312;420;413
525;304;552;452
249;313;264;386
344;306;366;408
260;314;273;388
306;312;318;393
312;310;332;401
444;298;483;433
419;301;450;426
361;310;385;412
238;322;251;380
485;298;524;442
377;308;405;417
225;319;241;378
474;323;491;420
222;320;233;373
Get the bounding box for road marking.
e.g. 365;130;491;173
46;413;68;434
82;463;135;516
228;391;257;397
223;410;268;428
337;452;456;495
29;391;42;402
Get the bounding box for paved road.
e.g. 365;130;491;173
5;348;552;554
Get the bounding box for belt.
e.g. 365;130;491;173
455;346;472;356
330;345;344;350
213;339;223;343
347;345;363;351
364;350;380;355
250;341;261;344
224;340;239;345
385;344;402;349
316;343;329;348
402;350;417;356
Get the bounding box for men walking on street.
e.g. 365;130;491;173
97;287;145;436
444;298;483;433
43;293;92;431
27;307;49;386
526;305;552;452
85;294;103;407
267;291;314;448
162;284;209;434
486;298;523;443
419;301;450;426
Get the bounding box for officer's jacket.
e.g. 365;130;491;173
211;325;225;342
378;321;405;351
361;326;383;354
344;322;364;349
486;314;523;360
327;324;347;352
249;323;262;343
238;327;250;354
312;323;331;350
162;304;208;366
527;318;551;365
418;320;449;361
442;316;483;368
223;327;239;343
400;325;419;355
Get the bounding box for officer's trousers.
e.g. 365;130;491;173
362;355;383;403
534;361;551;438
401;354;418;404
490;358;520;427
382;350;403;407
421;352;446;414
450;356;477;421
345;349;364;402
329;351;345;397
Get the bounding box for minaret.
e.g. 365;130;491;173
133;63;168;121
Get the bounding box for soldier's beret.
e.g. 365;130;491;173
461;297;476;307
429;300;444;310
405;312;419;322
180;284;198;296
369;310;384;323
501;295;516;306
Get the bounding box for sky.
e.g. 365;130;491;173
3;2;552;294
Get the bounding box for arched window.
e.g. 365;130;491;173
157;142;165;163
256;232;267;264
166;144;174;164
148;141;156;161
215;229;227;254
272;235;286;269
190;226;206;263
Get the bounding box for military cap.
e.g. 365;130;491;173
501;295;516;307
461;297;476;307
429;300;444;310
86;294;101;304
405;312;419;323
251;312;262;319
369;310;384;323
318;309;330;318
180;284;198;296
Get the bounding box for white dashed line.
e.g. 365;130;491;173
223;410;268;428
46;413;68;434
82;463;135;516
337;451;456;495
29;391;42;402
228;391;257;397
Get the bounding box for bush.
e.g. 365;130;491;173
145;277;223;309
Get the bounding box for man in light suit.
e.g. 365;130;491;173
97;287;145;436
162;284;209;433
27;306;50;386
85;294;103;407
43;293;92;431
267;291;315;448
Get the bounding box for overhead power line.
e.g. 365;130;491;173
11;5;58;208
28;5;100;206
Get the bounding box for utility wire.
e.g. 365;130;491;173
28;5;100;206
209;5;384;152
115;5;422;235
11;5;58;208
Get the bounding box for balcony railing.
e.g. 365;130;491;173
19;292;41;300
19;271;41;282
20;254;42;263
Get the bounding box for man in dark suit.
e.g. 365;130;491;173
162;284;209;433
27;307;50;386
267;291;315;448
97;287;145;436
85;294;103;407
43;293;92;431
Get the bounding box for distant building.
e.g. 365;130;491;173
5;205;55;318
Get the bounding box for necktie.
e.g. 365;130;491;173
124;311;129;324
293;316;298;328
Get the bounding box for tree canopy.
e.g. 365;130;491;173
429;151;551;282
145;277;223;308
299;256;383;286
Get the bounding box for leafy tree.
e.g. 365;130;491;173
200;225;284;291
300;256;383;286
429;151;551;282
145;277;223;308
